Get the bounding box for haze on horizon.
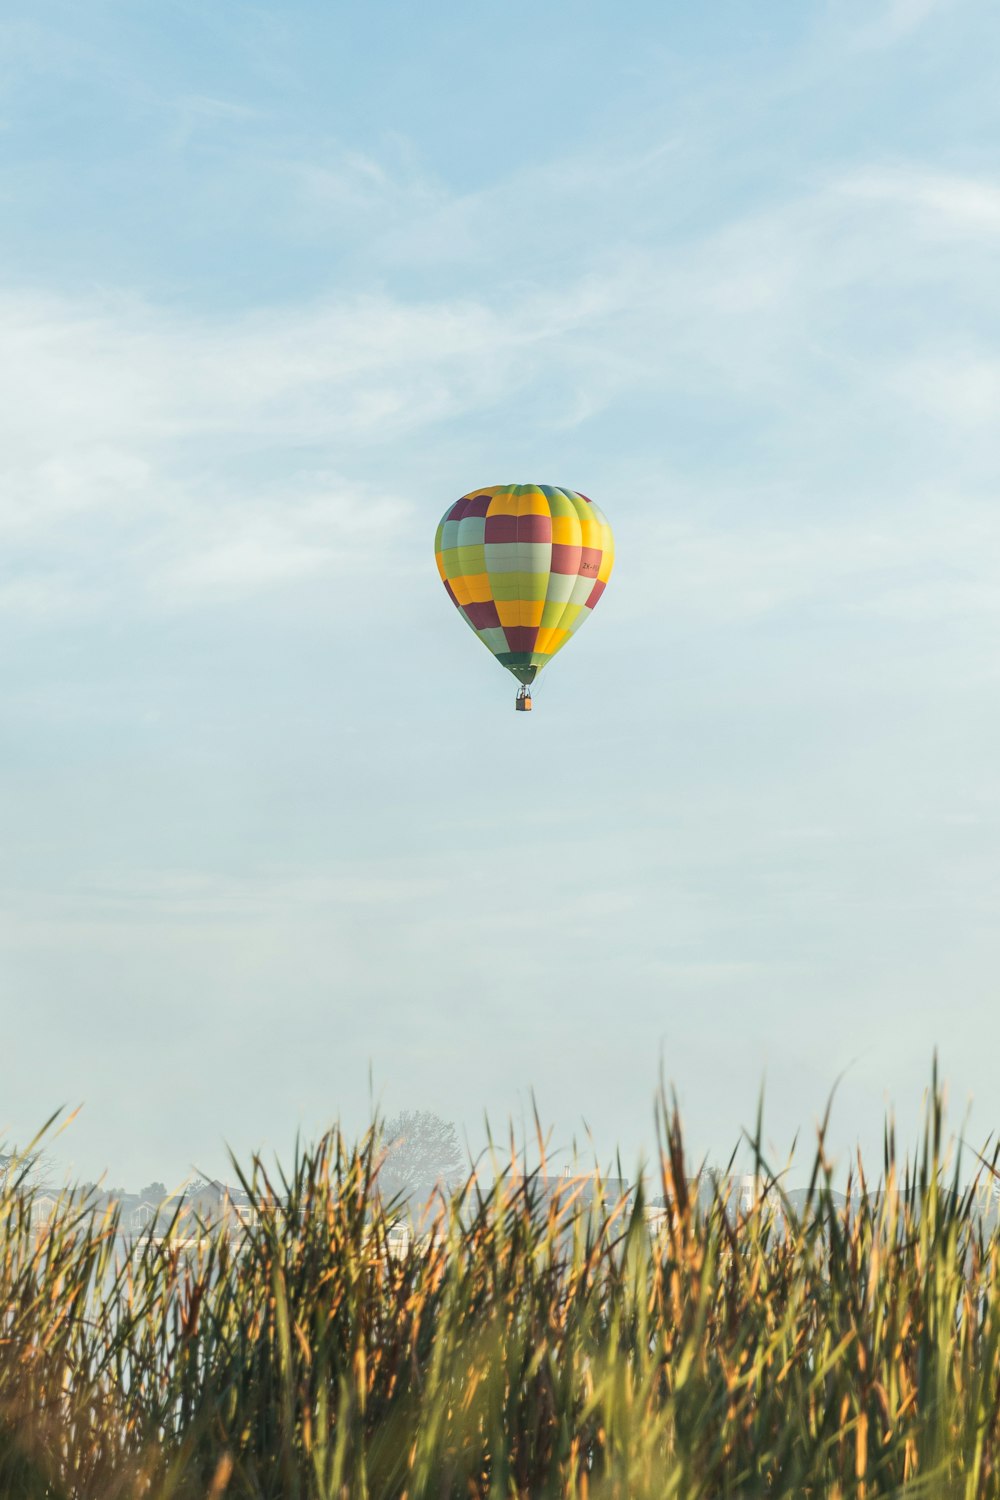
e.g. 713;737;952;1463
2;0;999;1189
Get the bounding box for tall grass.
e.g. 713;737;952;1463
1;1081;999;1499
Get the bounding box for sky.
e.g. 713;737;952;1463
2;0;999;1190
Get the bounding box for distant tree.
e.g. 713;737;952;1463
71;1182;125;1210
377;1110;464;1208
0;1146;52;1193
139;1181;167;1203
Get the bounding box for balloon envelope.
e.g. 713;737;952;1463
434;484;614;685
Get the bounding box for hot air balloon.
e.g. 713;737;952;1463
434;484;614;710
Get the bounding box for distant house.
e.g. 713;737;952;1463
185;1179;254;1226
142;1179;257;1240
28;1191;62;1227
130;1199;167;1235
643;1177;704;1233
493;1170;632;1219
386;1224;414;1258
970;1175;1000;1216
644;1173;815;1236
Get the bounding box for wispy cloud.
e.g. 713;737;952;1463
630;493;1000;645
0;281;616;614
4;156;1000;634
842;169;1000;236
158;479;412;599
166;94;261;151
852;0;954;49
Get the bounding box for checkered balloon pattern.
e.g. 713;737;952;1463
434;484;614;686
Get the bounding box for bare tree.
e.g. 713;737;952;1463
0;1145;53;1194
377;1110;464;1209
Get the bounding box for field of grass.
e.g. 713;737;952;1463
2;1084;999;1499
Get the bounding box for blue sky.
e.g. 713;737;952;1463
3;0;999;1187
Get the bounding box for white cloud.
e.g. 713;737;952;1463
0;281;615;615
159;480;412;599
0;571;85;620
2;865;450;934
852;0;953;48
284;140;444;229
4;158;1000;628
891;354;1000;427
842;170;1000;237
167;94;261;151
632;494;1000;636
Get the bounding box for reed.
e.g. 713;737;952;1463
1;1079;998;1499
